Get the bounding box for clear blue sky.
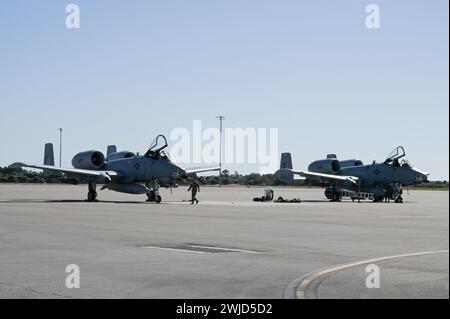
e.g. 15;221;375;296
0;1;448;179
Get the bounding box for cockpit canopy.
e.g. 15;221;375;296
384;146;410;167
145;135;170;160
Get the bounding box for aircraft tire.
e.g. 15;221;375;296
331;193;340;202
146;191;155;202
155;195;162;203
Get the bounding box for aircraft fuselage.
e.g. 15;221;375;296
104;155;183;183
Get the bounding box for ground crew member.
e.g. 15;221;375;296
187;180;200;204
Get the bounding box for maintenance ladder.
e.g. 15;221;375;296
340;189;374;201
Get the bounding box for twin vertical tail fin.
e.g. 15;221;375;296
44;143;55;166
274;152;294;184
107;145;117;157
106;145;117;161
280;152;293;170
43;143;61;178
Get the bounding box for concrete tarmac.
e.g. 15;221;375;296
0;184;448;298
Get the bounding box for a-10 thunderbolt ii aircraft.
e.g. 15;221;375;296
274;146;429;203
10;135;220;203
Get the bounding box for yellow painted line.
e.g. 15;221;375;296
293;249;449;299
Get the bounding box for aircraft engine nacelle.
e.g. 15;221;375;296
72;150;106;170
107;151;135;161
339;159;363;168
308;159;341;174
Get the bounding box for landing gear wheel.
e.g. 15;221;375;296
331;193;340;202
146;192;161;203
87;192;97;202
146;191;155;202
395;195;403;203
145;179;161;203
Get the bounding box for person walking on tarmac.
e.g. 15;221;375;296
187;179;200;204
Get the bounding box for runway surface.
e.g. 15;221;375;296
0;184;448;298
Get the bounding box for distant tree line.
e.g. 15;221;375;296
0;167;47;183
0;167;448;189
194;169;289;186
410;180;449;189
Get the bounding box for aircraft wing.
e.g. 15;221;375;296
9;162;118;181
183;166;221;175
291;170;359;185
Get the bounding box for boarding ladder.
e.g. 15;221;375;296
339;189;374;201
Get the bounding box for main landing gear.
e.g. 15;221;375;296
146;179;162;203
325;187;341;202
87;181;98;202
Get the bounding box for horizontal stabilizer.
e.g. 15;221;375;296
8;162;26;169
274;169;294;184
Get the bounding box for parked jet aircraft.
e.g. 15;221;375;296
274;146;429;203
10;135;220;203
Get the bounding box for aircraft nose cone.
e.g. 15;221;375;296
412;168;430;184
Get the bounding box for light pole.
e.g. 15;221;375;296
216;115;225;187
58;128;63;167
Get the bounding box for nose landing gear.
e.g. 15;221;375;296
146;179;162;203
390;183;404;204
394;195;403;203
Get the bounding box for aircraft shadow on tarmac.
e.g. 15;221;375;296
0;199;177;205
285;199;416;204
0;199;416;204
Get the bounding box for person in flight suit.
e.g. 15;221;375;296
187;179;200;205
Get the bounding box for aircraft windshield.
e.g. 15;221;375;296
384;146;406;166
149;135;168;152
145;135;169;160
400;159;413;168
